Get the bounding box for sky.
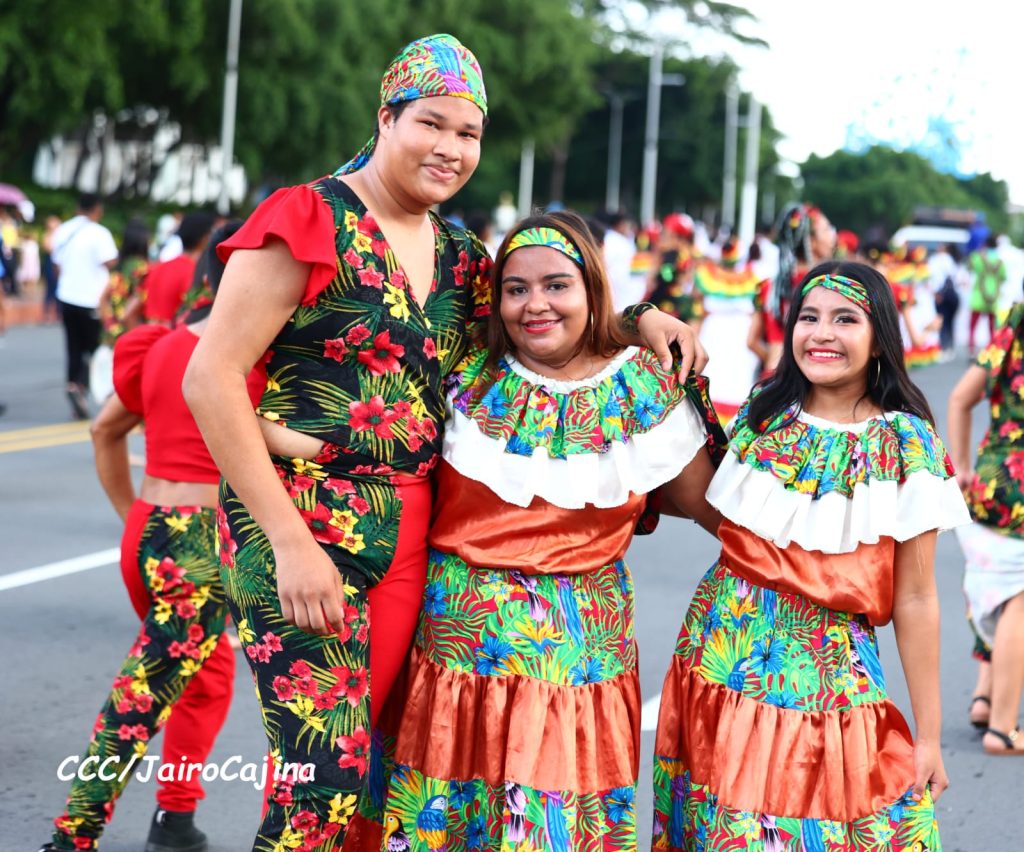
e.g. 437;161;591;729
662;0;1024;204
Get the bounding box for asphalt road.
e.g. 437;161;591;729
0;323;1016;851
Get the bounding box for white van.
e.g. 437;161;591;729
890;224;970;254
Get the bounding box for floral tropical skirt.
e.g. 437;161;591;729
652;560;942;851
373;549;641;852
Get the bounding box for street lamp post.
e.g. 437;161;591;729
721;83;739;229
640;45;684;226
606;92;624;212
639;44;663;227
217;0;243;215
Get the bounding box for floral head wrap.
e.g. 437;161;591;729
801;273;872;314
504;227;584;267
335;33;487;175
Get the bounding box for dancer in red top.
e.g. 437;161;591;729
41;222;265;852
137;212;215;325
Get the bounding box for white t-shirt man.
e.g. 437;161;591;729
52;215;118;308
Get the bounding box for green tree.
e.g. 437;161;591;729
801;146;1009;235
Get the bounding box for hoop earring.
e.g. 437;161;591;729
872;359;881;388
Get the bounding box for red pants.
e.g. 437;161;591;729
120;499;235;813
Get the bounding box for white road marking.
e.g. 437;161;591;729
641;692;662;731
0;548;120;592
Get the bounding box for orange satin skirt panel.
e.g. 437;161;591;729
428;461;646;574
654;660;916;823
719;518;896;626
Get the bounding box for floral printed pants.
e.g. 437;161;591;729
53;502;232;850
220;457;429;851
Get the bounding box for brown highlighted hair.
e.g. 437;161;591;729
484;209;630;373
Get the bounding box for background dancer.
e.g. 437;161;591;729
41;222;264;852
948;302;1024;754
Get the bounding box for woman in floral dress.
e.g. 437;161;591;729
184;35;704;851
653;261;971;850
371;210;725;852
948;301;1024;754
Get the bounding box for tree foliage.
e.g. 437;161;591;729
801;146;1010;236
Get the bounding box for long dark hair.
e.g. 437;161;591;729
484;210;630;372
747;260;934;431
182;220;242;324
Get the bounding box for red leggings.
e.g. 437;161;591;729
120;499;235;813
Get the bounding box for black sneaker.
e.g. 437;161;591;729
145;809;208;852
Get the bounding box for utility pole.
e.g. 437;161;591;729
639;44;663;227
737;95;762;248
606;92;624;211
217;0;243;215
721;83;739;230
517;139;535;219
640;45;684;225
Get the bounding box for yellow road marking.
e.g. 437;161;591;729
0;422;92;454
0;431;93;454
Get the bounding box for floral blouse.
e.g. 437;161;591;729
219;177;493;478
969;302;1024;535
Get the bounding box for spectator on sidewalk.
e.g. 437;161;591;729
51;193;118;419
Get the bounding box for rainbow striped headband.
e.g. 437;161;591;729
504;227;583;267
801;274;871;314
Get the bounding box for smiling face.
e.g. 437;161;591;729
499;246;591;377
792;285;876;392
375;96;483;209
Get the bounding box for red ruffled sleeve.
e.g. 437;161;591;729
217;183;337;306
112;325;172;416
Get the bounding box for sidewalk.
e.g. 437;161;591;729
2;295;46;326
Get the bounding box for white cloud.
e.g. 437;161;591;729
674;0;1024;204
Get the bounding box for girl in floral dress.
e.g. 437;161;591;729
653;261;971;850
373;211;726;852
948;302;1024;754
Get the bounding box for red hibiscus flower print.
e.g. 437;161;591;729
290;660;312;678
330;665;369;707
357;266;385;289
348;495;370;516
393;401;412;418
263;632;283;653
336;726;371;777
313;691;338;711
334;604;361;643
295;676;318;696
346;324;371;346
348;397;401;439
324;338;349;363
323;477;356;496
291;811;320;832
273;676;295;701
1006;451;1024;483
343;248;363;269
453;250;469;286
356;330;405;377
188;624;205;643
423;337;437;359
134;692;154;712
299;503;347;545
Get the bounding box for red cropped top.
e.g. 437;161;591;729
113;324;265;483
